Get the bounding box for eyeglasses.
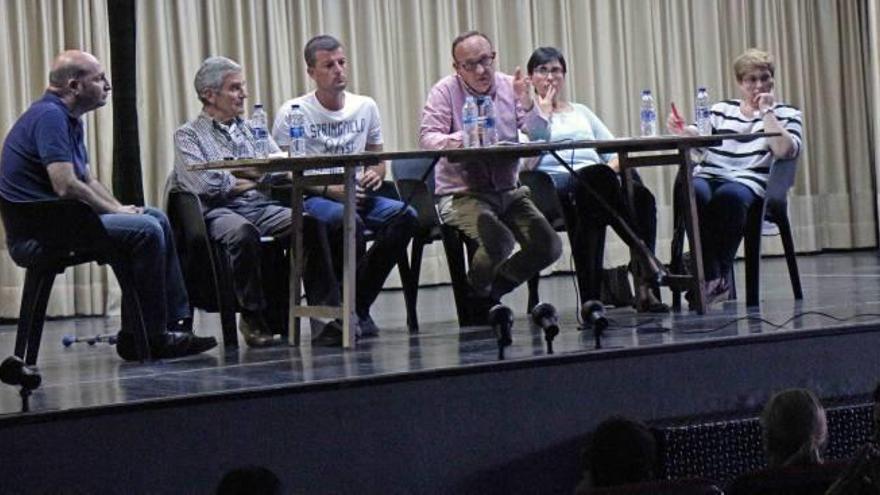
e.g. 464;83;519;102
456;53;496;72
741;73;773;86
533;66;565;76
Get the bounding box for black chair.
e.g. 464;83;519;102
670;158;802;308
165;189;289;348
391;157;489;327
165;189;238;348
0;196;149;365
269;180;419;333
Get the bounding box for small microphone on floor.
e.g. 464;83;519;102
62;334;118;347
489;304;513;360
531;302;560;354
581;300;608;350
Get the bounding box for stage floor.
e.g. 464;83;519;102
3;250;880;416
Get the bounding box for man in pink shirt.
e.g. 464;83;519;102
419;31;561;310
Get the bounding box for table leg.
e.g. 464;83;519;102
679;147;707;314
342;166;357;348
289;171;305;345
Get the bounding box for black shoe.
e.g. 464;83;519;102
312;319;343;347
116;331;217;361
152;331;218;359
116;331;148;361
240;312;276;348
357;315;380;338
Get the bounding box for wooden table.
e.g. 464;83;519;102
192;133;773;347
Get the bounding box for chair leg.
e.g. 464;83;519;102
220;309;238;348
19;269;56;366
116;265;152;362
777;217;803;300
396;248;419;333
441;225;475;327
669;211;686;311
405;238;428;333
744;205;764;307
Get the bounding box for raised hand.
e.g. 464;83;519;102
535;82;557;116
755;92;776;113
667;102;686;135
512;67;533;110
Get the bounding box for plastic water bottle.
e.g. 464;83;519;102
287;104;306;157
695;87;712;136
250;104;269;158
639;89;657;137
478;96;497;146
462;96;479;148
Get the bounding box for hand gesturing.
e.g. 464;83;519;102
512;67;534;111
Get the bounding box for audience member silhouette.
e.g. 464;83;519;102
761;388;827;467
575;416;659;492
216;466;282;495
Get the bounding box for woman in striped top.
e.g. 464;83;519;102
667;48;803;305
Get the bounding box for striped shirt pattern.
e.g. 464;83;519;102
697;99;803;197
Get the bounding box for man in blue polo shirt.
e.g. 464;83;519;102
0;50;217;361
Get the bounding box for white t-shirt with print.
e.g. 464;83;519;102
272;91;383;175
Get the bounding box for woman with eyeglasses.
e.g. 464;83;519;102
523;46;667;313
667;48;803;306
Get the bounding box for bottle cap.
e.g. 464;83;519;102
254;103;263;108
292;104;301;109
642;89;651;95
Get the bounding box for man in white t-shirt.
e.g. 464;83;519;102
272;35;417;339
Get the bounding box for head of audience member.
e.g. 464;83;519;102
216;465;281;495
582;416;658;488
47;50;112;118
761;388;827;468
452;31;496;95
526;46;567;103
194;56;247;123
304;34;347;97
733;48;776;109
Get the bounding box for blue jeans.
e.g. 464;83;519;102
304;194;417;318
693;178;760;280
100;207;190;337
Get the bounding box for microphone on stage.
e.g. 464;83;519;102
581;300;608;350
531;302;559;355
489;304;514;360
1;356;42;411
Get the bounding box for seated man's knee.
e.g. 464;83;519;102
529;218;563;266
476;212;514;261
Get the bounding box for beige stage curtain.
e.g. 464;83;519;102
136;0;876;287
0;0;873;317
872;0;880;240
0;0;116;318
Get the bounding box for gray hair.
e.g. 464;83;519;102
194;56;241;104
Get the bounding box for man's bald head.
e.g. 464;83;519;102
48;50;100;93
47;50;111;116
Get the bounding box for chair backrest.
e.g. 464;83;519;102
0;196;112;267
390;157;441;230
165;189;224;309
519;169;566;227
763;157;797;223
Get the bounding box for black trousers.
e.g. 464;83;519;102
548;165;658;302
